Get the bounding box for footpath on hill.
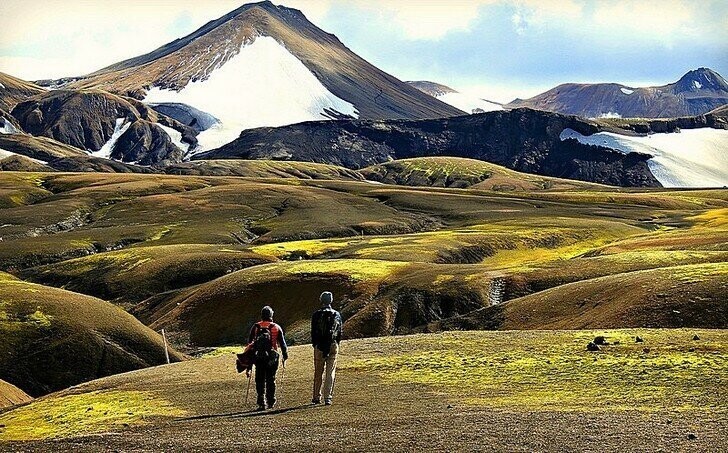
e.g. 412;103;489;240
1;330;727;451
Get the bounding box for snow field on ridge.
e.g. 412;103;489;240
144;36;359;152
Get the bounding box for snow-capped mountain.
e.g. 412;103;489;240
408;81;502;114
62;1;462;152
507;68;728;118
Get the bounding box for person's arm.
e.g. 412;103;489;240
336;312;343;344
278;325;289;361
248;323;257;345
310;311;319;347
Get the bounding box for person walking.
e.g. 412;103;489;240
247;305;288;411
311;291;343;406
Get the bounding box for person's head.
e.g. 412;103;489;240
320;291;333;307
261;305;274;321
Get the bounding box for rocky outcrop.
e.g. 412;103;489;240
197;108;661;187
508;68;728;118
11;90;194;164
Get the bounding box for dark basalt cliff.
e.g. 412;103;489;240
197;108;661;187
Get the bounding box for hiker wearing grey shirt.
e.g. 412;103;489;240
311;291;342;405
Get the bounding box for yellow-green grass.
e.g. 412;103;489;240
342;329;727;412
362;156;606;191
0;390;184;441
251;217;643;268
21;244;277;307
506;250;728;299
141;259;501;346
594;207;728;255
0;379;31;409
0;272;184;396
165;159;365;180
0;172;50;208
498;263;728;330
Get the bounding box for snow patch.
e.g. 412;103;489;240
144;36;359;152
560;128;728;188
597;112;622;119
0;147;48;165
0;119;19;134
620;88;634;95
91;118;131;159
693;80;702;89
436;92;502;114
157;124;188;153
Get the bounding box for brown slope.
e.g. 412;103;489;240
0;379;31;409
70;1;462;120
0;272;185;397
0;72;45;112
507;68;728;118
0;155;53;172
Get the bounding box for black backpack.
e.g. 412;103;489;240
316;309;341;347
254;324;273;359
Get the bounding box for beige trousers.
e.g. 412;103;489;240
313;342;339;402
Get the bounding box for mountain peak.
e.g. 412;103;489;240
674;67;728;93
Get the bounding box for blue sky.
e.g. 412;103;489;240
1;0;726;102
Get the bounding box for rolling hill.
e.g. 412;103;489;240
0;272;184;397
507;67;728;118
0;380;31;409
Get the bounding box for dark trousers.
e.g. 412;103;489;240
255;353;279;406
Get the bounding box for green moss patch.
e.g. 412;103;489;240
342;330;728;412
0;390;185;441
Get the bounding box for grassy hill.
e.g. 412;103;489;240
0;272;184;397
0;330;725;450
0;170;726;397
362;157;606;191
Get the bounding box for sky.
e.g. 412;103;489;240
1;0;726;103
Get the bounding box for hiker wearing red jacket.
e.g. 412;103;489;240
247;306;288;411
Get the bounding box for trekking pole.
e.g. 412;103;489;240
245;372;252;406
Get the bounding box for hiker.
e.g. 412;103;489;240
311;291;343;406
247;305;288;411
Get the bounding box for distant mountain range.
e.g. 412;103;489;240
0;1;726;188
507;68;728;118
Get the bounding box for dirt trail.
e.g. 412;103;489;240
3;331;727;452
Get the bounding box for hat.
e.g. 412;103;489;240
320;291;333;306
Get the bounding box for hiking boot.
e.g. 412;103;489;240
268;399;276;409
256;405;266;411
324;399;332;406
312;399;321;405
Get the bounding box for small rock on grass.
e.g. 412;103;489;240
687;433;697;440
586;342;600;351
593;336;608;345
635;336;644;343
692;335;700;341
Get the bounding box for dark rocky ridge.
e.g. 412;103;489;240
196;108;662;187
508;68;728;118
11;90;196;165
